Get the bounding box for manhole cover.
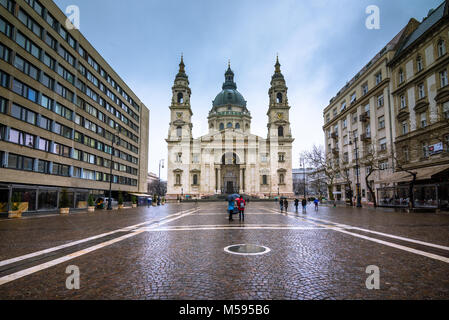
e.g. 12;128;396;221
224;244;271;256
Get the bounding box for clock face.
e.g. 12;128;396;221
177;112;183;119
277;113;283;120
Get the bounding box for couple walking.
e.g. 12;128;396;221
228;196;246;221
279;198;289;213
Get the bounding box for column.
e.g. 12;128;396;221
239;168;243;194
217;168;221;194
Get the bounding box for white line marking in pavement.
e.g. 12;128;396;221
0;208;197;268
269;209;449;264
0;208;199;286
274;210;449;251
0;231;144;286
139;226;325;232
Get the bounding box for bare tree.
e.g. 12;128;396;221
360;147;382;208
340;165;353;206
303;145;337;200
148;180;167;197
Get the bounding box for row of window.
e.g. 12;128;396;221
1;152;137;186
0;123;138;176
0;93;139;165
2;5;141;136
23;0;140;113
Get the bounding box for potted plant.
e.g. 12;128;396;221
131;195;137;208
118;191;124;209
87;194;95;212
59;189;70;215
8;192;23;219
161;197;166;205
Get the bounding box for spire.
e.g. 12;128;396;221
179;53;185;73
275;54;281;73
223;60;236;90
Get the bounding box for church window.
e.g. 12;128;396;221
227;122;232;128
175;174;181;185
278;153;285;162
177;92;184;103
235;123;240;129
176;126;182;138
276;92;283;103
279;174;285;184
193;174;198;185
278;126;284;137
262;175;268;185
219;123;224;130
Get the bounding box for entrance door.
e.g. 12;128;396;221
226;181;234;194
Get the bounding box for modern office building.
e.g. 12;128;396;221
0;0;149;213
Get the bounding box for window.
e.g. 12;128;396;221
340;101;346;111
379;138;387;151
37;137;50;152
333;109;337;117
279;174;285;184
342;119;347;129
227;122;232;128
278;153;285;162
262;175;268;185
7;153;34;171
18;9;42;37
12;79;38;103
362;84;368;95
57;45;75;66
400;95;406;109
352;113;357;123
193;174;198;185
53;143;71;157
0;43;11;62
15;31;41;59
11;104;36;125
420;112;427;128
41;73;54;89
364;104;370;117
343;152;349;163
276;92;283;103
377;95;384;108
422;142;429;158
0;70;9;88
176;126;182;138
13;55;39;80
437;40;446;57
401;121;409;135
398;69;404;84
350;93;356;103
378;116;385;129
418;83;425;99
440;70;448;88
403;147;409;162
38;115;51;130
375;72;382;85
43;53;55;70
37;160;50;174
443;102;449;119
0;0;15;12
0;16;13;38
175;174;181;185
445;134;449;151
56;64;75;85
379;160;389;170
40;95;53;110
235;123;240;130
417;56;423;72
261;154;268;163
278;126;284;137
52;163;70;177
0;96;7;114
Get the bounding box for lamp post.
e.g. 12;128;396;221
351;131;362;208
107;129;119;210
158;159;164;198
300;157;307;199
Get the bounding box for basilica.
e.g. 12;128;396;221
166;57;294;199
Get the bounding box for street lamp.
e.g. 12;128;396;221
158;159;164;198
107;128;120;210
300;157;307;199
350;131;362;208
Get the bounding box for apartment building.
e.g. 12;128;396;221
379;1;449;209
0;0;149;213
322;23;415;204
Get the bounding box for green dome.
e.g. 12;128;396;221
212;64;247;107
213;88;246;107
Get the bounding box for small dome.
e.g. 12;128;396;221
213;89;246;107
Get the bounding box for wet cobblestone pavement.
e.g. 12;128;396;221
0;202;448;300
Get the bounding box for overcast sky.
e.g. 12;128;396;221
55;0;442;179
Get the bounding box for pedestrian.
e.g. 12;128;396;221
279;198;284;213
284;199;289;213
314;198;319;211
147;197;151;208
294;198;299;212
228;199;235;221
333;199;337;208
302;198;307;213
237;196;246;221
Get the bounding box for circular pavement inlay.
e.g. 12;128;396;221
224;244;271;256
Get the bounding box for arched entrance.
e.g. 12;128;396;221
221;152;240;194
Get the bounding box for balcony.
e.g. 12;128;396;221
331;132;338;140
332;148;339;155
359;112;370;122
360;133;371;142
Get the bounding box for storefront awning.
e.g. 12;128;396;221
377;164;449;184
129;193;152;197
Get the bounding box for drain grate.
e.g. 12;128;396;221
224;244;271;256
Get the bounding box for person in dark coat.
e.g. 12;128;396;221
302;198;307;212
284;199;289;212
294;199;299;212
279;198;284;212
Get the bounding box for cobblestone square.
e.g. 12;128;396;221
0;202;448;300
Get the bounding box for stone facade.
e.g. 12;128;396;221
166;57;294;199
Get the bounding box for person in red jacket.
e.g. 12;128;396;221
236;197;246;221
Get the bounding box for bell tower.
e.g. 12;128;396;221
267;55;292;140
168;55;193;141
